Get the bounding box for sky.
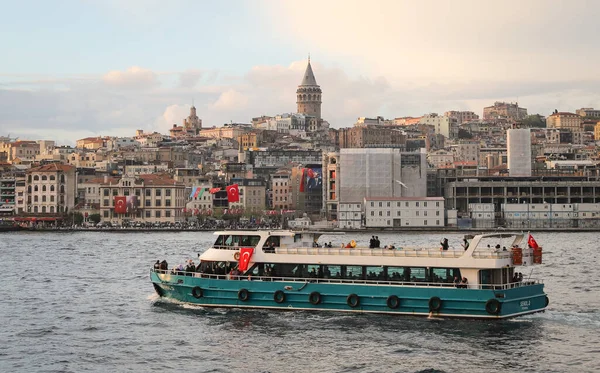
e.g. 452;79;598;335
1;0;599;144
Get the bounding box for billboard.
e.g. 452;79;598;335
300;166;322;193
126;195;138;212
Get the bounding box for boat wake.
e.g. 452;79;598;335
528;309;600;328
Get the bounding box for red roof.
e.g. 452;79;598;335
27;164;75;173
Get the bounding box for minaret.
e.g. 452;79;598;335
296;56;322;120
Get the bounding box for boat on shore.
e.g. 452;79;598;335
150;231;548;319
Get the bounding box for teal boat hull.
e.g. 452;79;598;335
150;272;548;319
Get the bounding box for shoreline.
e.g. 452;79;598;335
7;227;600;233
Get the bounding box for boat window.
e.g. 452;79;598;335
325;265;341;279
430;267;461;283
342;265;362;280
365;266;385;281
387;266;427;282
294;233;301;242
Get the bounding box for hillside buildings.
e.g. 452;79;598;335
483;102;527;121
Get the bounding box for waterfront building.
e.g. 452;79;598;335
187;183;213;212
229;178;267;213
546;112;583;132
323;152;340;220
134;130;164;147
242;149;323;168
98;174;186;223
483;102;527;121
338;202;362;229
595;122;600;142
290;164;323;216
26;164;76;214
339;148;428;204
427;149;454;168
271;170;291;210
507;129;532;177
364;197;445;228
451;141;480;164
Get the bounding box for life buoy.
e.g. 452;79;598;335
233;252;240;260
386;295;400;309
485;298;501;315
191;286;203;299
347;293;360;308
309;291;321;305
274;290;286;303
428;296;442;312
238;288;250;302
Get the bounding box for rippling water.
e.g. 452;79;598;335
0;231;599;373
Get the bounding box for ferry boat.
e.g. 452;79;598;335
150;231;548;319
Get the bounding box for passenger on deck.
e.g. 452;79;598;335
495;244;501;250
154;260;160;270
503;246;507;251
453;276;461;287
460;277;469;288
328;242;332;248
518;272;523;282
440;238;449;251
375;236;380;248
462;238;469;251
160;260;168;270
369;236;375;248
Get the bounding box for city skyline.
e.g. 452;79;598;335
1;0;599;144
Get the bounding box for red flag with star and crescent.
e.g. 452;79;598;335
114;196;127;214
226;184;240;203
238;247;254;271
528;233;539;249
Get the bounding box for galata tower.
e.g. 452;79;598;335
296;57;322;120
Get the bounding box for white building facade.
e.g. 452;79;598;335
364;197;445;228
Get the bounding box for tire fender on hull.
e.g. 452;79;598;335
274;290;286;303
386;295;400;309
309;291;321;305
485;298;501;315
238;288;250;302
191;286;203;299
346;294;360;308
428;296;442;312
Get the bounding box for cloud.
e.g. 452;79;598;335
103;66;157;89
212;89;249;111
178;69;203;89
1;60;600;145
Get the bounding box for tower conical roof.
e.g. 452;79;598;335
300;60;318;86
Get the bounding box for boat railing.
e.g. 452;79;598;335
151;269;542;290
275;246;467;258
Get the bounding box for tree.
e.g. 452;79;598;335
88;213;101;224
521;114;545;128
457;129;473;139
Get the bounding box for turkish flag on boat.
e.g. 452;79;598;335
226;184;240;202
528;233;539;249
114;196;127;214
238;247;254;271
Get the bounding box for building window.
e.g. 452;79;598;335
371;211;374;216
424;220;428;226
145;200;151;207
436;220;440;225
379;211;382;216
405;202;408;207
424;202;428;207
104;189;109;196
424;211;427;216
156;189;162;197
436;211;440;216
397;211;401;216
155;211;161;218
379;202;382;207
416;211;420;216
146;189;151;197
436;202;440;207
166;189;171;197
145;210;151;218
42;196;46;202
112;189;118;196
155;199;161;207
103;199;109;206
34;196;38;202
165;210;171;218
135;189;141;197
165;199;171;207
103;211;109;218
416;202;420;207
387;211;390;216
50;196;54;202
